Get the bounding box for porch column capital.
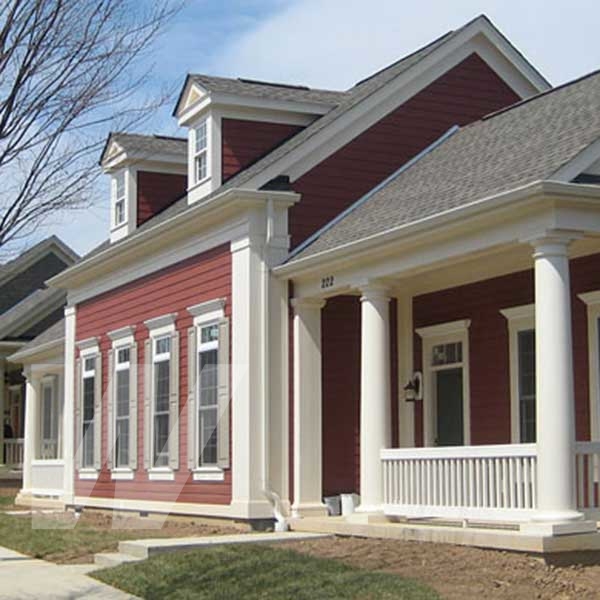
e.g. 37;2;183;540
359;281;392;303
291;297;326;312
525;229;583;257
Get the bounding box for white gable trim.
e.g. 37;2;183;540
241;19;548;190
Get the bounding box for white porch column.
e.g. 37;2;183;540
62;305;76;503
524;234;595;535
358;284;391;513
291;297;327;517
21;367;38;493
0;358;5;465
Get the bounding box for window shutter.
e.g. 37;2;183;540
143;339;151;470
129;343;138;470
75;358;82;468
217;318;230;469
187;327;197;470
106;349;115;470
168;330;180;470
93;353;103;470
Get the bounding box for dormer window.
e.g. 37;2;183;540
194;119;209;184
113;171;127;227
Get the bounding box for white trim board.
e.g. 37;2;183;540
579;291;600;441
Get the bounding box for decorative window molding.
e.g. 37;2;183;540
187;300;229;477
417;319;471;446
501;304;535;443
144;320;180;478
108;325;136;343
77;337;99;353
579;291;600;440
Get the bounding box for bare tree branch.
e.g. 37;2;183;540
0;0;183;252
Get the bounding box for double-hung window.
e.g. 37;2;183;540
194;119;208;183
40;377;59;460
82;357;96;468
198;323;219;466
153;335;171;467
114;347;131;468
114;171;126;226
501;305;536;443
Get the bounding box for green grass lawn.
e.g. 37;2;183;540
0;512;146;563
94;544;439;600
0;494;15;507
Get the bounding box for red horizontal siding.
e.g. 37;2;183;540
412;252;600;447
75;244;232;505
289;53;521;248
221;118;303;183
137;171;187;227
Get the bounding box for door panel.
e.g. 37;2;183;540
436;368;463;446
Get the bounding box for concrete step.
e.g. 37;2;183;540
94;552;143;568
118;531;332;560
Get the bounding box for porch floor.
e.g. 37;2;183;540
289;515;600;554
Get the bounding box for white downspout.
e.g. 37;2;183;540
261;198;288;531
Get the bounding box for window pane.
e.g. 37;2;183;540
195;152;207;182
432;342;462;366
195;121;207;153
116;171;125;198
42;386;53;440
199;406;217;465
154;413;169;467
83;377;95;421
154;360;170;413
84;357;95;372
518;329;536;443
155;337;170;355
117;347;130;364
116;369;130;417
201;324;219;345
115;199;125;225
115;418;129;467
82;421;94;467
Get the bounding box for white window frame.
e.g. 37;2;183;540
416;319;471;447
193;118;209;185
112;170;127;229
79;342;99;478
188;299;225;481
579;291;600;441
114;343;132;472
39;376;59;460
500;304;535;444
145;314;176;481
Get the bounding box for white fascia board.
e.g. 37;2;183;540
103;149;187;173
49;188;300;300
274;181;600;279
9;338;64;365
241;24;548;191
177;91;332;128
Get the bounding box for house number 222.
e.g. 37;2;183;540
321;275;335;289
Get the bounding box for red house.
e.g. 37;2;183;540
14;15;600;551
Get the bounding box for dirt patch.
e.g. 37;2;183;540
283;536;600;600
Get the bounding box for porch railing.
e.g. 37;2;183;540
3;438;24;468
575;441;600;518
381;444;537;521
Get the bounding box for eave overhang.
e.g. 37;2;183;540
48;188;300;291
274;181;600;281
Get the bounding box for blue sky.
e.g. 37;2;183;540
42;0;600;256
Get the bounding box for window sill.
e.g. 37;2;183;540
78;469;98;481
111;468;135;481
148;468;175;481
188;176;211;193
192;466;224;482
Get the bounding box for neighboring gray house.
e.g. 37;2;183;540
0;237;78;468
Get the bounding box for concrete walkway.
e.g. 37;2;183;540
0;546;136;600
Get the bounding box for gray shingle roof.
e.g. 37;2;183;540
190;74;348;106
9;318;65;362
0;286;65;340
101;133;186;165
290;69;600;261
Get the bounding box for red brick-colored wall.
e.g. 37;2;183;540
412;253;600;447
289;53;521;249
75;244;232;505
137;171;187;226
221;118;303;183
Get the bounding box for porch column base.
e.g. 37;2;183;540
520;519;597;537
346;510;388;525
228;499;278;520
291;503;328;518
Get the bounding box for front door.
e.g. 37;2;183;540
435;368;464;446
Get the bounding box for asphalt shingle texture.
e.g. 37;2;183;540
291;69;600;261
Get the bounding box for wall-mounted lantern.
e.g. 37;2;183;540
403;371;423;402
